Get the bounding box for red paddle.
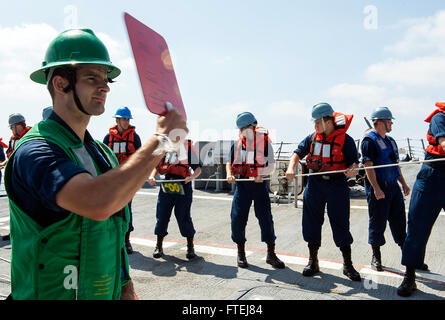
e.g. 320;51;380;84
124;12;187;121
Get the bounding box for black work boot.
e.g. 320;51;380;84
125;231;133;254
399;241;428;271
397;267;417;297
371;246;383;271
340;245;361;281
418;263;429;271
266;242;285;269
236;242;248;268
186;236;197;260
302;243;320;277
153;235;164;258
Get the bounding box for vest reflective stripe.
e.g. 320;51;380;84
112;142;127;154
335;114;346;126
72;145;99;177
5;119;130;300
364;130;400;184
312;142;331;158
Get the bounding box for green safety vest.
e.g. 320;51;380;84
4;119;131;300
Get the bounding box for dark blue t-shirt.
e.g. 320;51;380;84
425;112;445;170
294;132;358;167
8;113;114;228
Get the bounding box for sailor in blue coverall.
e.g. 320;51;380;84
397;102;445;297
361;107;412;272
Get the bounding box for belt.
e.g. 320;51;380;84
165;174;187;183
313;173;345;181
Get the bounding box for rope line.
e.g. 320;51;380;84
150;158;445;183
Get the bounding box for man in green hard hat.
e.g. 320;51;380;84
5;28;187;300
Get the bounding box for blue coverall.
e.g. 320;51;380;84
155;181;195;238
402;112;445;268
361;130;406;247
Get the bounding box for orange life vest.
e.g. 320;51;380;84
108;125;136;164
306;112;353;172
6;126;31;158
425;102;445;156
0;138;7;150
231;126;270;177
157;140;197;178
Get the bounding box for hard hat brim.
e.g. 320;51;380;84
371;116;396;120
114;115;133;119
30;60;121;84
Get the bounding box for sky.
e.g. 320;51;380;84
1;0;445;155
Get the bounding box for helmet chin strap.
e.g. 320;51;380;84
72;89;91;116
60;68;92;116
383;119;390;133
321;118;327;133
117;118;125;132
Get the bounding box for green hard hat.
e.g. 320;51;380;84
30;28;121;84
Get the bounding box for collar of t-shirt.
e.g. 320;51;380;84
48;112;113;174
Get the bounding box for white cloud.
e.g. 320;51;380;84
265;100;310;118
211;102;251;115
96;31;133;70
0;23;57;60
328;83;386;105
0;24;58;135
366;56;445;87
327;82;429;118
364;10;445;88
324;10;445;141
384;11;445;57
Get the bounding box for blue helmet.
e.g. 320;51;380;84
8;113;25;126
114;106;133;119
236;112;257;129
371;107;394;120
42;106;53;120
311;103;334;121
